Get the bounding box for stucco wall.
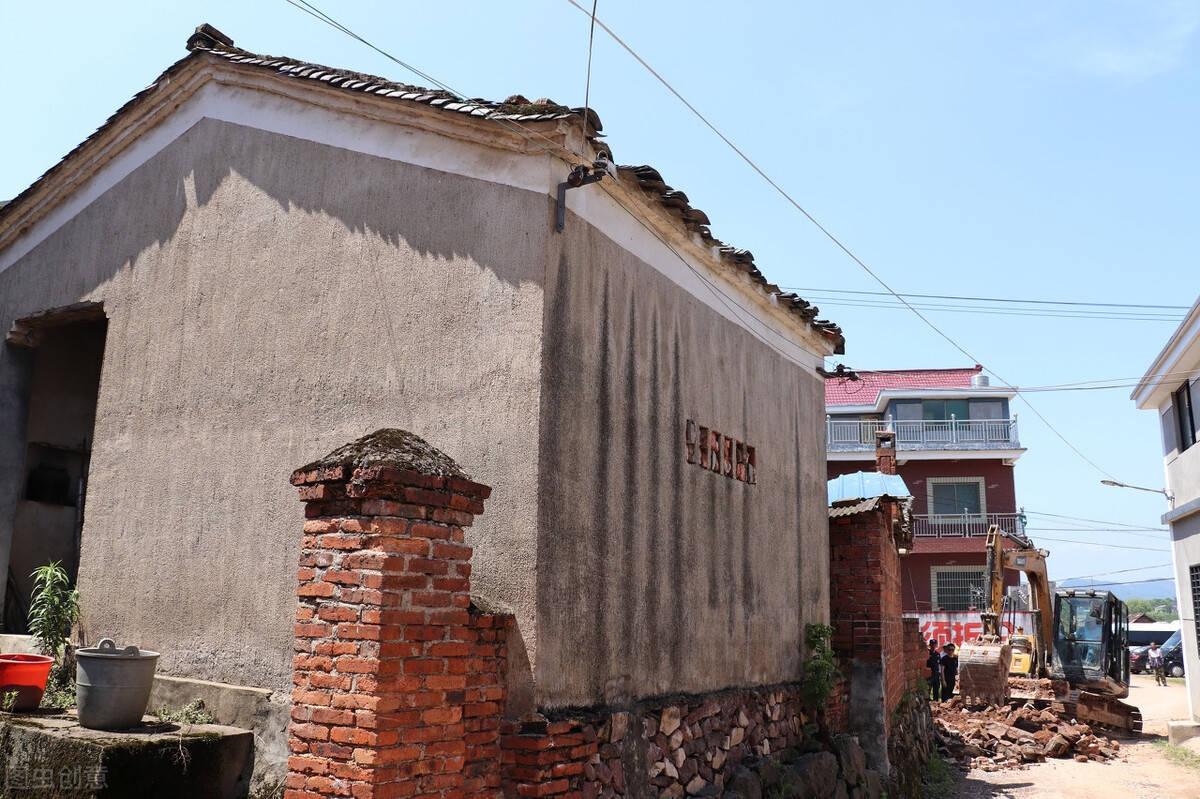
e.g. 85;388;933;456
2;93;832;720
534;217;829;708
0;117;547;694
1166;439;1200;509
1169;512;1200;722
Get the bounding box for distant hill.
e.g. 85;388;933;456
1057;578;1176;600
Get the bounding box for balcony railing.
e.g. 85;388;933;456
912;512;1025;538
826;417;1019;452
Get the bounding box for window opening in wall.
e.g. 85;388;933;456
1191;564;1200;654
2;309;106;634
931;566;987;611
1175;382;1197;451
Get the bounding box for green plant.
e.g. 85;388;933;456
28;561;79;660
800;623;838;707
920;753;957;798
1152;740;1200;772
156;698;215;725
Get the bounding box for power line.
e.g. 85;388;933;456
797;298;1182;323
1031;535;1170;552
1056;563;1174;583
1023;511;1168;530
562;0;1120;482
582;1;599;131
1059;576;1175;587
281;1;816;365
779;286;1188;311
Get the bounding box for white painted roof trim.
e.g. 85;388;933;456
1133;296;1200;410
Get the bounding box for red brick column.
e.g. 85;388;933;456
285;429;508;799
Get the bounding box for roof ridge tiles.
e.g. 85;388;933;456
0;22;845;355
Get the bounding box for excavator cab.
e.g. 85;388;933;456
1051;589;1130;697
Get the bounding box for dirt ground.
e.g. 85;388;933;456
953;675;1200;798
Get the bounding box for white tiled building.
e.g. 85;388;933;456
1133;296;1200;740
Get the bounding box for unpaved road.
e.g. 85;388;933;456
955;675;1200;798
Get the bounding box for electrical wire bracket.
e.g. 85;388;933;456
556;165;604;232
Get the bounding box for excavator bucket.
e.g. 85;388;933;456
957;641;1012;706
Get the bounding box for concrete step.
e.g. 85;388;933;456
0;709;253;798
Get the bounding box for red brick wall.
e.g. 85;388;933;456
827;458;1016;515
287;461;507;799
829;499;908;716
902;618;927;696
901;549;1021;612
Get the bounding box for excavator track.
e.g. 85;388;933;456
1074;691;1143;735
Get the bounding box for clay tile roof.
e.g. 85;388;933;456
825;366;983;406
185;24;601;131
1;23;844;354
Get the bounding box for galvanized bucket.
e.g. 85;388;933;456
76;638;159;730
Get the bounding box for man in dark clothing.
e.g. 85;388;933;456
927;639;943;701
941;643;959;700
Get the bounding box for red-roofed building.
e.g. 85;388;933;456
826;365;1027;612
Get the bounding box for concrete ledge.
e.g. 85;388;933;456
150;675;271;732
0;710;252;798
0;634;37;655
1167;719;1200;745
149;674;289;792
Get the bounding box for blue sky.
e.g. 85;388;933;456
2;1;1194;594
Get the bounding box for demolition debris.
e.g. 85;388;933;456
933;693;1124;772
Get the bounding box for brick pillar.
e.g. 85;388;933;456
285;429;509;799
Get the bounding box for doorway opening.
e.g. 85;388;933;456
4;304;107;633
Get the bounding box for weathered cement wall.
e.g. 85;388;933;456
535;217;829;707
0;94;832;720
0;117;547;696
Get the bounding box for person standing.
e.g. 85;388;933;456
927;639;943;701
941;642;959;699
1148;642;1167;686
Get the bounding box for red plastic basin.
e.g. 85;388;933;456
0;654;54;711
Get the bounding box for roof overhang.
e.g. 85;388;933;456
1132;296;1200;410
0;33;841;362
827;385;1017;415
827;448;1026;466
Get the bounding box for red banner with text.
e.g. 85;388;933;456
907;611;1038;649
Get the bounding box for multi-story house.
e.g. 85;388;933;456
1132;296;1200;738
826;365;1026;615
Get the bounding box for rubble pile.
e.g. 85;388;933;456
933;697;1123;772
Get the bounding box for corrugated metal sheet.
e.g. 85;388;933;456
827;471;911;505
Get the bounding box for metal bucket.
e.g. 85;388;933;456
76;638;159;730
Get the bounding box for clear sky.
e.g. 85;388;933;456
1;1;1194;595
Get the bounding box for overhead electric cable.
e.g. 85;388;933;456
1061;576;1175;587
281;1;818;364
1028;536;1169;552
1056;563;1173;583
561;0;1121;481
582;1;599;129
779;287;1188;311
1023;511;1169;530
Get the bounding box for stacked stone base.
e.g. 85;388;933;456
501;684;830;797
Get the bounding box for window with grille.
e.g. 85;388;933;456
931;566;987;611
928;477;986;518
1191;564;1200;651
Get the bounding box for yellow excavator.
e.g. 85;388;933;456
957;525;1142;733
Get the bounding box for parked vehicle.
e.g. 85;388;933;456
1128;621;1180;647
1129;630;1183;677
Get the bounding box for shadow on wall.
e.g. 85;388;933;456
3;115;547;321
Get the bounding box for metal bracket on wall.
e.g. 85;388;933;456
555;165;604;232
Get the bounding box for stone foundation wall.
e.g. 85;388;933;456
500;685;815;797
